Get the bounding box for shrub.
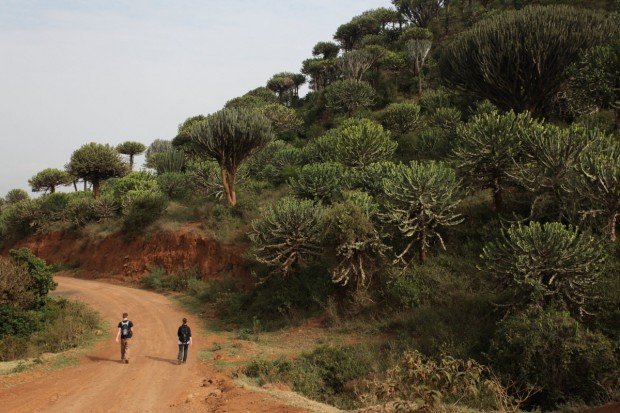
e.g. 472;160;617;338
156;172;192;201
0;306;40;338
63;196;97;227
377;102;422;135
102;171;158;199
324;80;376;115
489;308;618;409
121;190;168;233
38;193;70;222
245;345;375;409
9;248;56;309
289;162;349;203
4;188;29;204
0;257;37;310
362;349;522;412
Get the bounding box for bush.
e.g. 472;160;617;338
383;272;422;309
0;335;30;361
245;345;375;409
63;195;97;227
0;305;40;338
9;248;56;309
121;190;168;233
102;171;158;199
324;80;376;115
0;298;100;362
30;298;100;354
489;308;618;409
377;102;422;135
156;172;192;201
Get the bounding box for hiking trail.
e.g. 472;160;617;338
0;276;317;413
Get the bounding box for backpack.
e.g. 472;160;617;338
179;325;190;343
121;320;132;339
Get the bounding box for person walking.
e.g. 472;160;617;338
177;318;192;365
115;312;134;364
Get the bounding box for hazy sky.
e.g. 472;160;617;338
0;0;388;195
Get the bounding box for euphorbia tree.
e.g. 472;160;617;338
116;141;146;171
572;136;620;241
384;161;464;264
189;108;273;206
28;168;72;194
439;6;611;116
481;221;606;316
403;28;433;96
250;197;325;275
67;143;127;199
453;110;537;212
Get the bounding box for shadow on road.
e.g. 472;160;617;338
145;356;179;365
86;355;123;364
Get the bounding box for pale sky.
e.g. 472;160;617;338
0;0;388;195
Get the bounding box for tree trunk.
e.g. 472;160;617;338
419;234;427;263
93;179;101;199
221;169;237;206
73;181;78;192
492;180;503;212
84;180;88;191
129;154;134;171
609;214;618;242
418;72;423;96
50;186;56;194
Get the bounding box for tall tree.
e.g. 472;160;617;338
384;161;464;263
453;110;537;212
267;72;305;106
28;168;72;194
312;41;340;59
402;28;433;95
392;0;444;27
439;6;612;117
66;143;127;199
189;108;273;206
116;141;146;171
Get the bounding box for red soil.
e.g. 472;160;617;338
4;228;247;281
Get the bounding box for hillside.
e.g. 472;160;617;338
1;1;619;412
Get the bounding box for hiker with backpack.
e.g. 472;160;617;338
177;318;192;365
115;312;134;364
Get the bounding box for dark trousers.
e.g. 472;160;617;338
178;343;189;362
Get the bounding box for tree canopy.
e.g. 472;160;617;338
66;143;127;199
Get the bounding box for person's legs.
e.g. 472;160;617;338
177;344;184;364
120;339;126;360
122;339;130;363
182;344;189;363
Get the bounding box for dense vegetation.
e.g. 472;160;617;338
1;0;619;410
0;248;100;362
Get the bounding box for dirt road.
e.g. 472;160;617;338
0;276;312;413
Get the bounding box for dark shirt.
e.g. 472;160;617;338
118;320;134;339
177;325;191;344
